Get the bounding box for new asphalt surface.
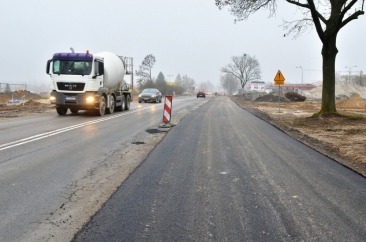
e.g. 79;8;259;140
73;96;366;241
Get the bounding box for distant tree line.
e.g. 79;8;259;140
0;83;28;93
4;83;11;93
135;54;196;95
338;71;366;87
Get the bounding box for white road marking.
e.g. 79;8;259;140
0;106;153;151
0;97;196;151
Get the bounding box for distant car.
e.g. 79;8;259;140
197;90;206;98
138;88;162;103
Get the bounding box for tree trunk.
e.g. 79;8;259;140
319;36;338;115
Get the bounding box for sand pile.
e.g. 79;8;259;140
337;96;366;109
304;83;366;99
24;100;43;106
0;91;42;102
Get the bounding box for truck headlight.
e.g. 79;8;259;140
50;96;56;103
86;96;95;103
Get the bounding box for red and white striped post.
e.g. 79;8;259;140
162;95;173;124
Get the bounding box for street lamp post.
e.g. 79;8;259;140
296;66;303;85
296;66;303;94
345;66;357;83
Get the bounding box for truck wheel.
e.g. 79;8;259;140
116;95;125;112
70;108;78;114
97;96;106;116
56;107;68;115
106;95;115;114
124;95;130;110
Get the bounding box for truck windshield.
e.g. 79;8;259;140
53;60;92;75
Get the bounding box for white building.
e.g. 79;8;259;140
248;81;266;92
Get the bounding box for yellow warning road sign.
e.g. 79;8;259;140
274;70;285;85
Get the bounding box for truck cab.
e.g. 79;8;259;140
47;51;132;116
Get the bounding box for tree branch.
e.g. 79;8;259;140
306;0;326;42
341;10;365;29
221;67;241;80
286;0;327;24
342;0;358;16
285;0;309;9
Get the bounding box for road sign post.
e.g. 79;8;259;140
274;70;285;113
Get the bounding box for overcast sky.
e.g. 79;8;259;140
0;0;365;92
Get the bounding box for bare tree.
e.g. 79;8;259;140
175;74;183;87
220;73;239;95
353;71;366;87
221;53;261;92
181;74;196;92
4;83;11;93
135;54;156;86
216;0;365;115
198;80;215;92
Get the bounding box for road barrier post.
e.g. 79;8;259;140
160;96;174;128
163;96;172;123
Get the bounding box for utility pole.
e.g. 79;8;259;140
167;75;174;82
296;66;303;94
345;66;357;83
296;66;303;85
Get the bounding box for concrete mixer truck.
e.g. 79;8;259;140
46;51;133;116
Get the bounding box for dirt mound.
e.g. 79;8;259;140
337;96;366;109
255;93;289;102
0;91;42;103
305;83;366;99
24;100;42;106
285;92;306;102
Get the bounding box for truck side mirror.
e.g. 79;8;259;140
46;60;51;74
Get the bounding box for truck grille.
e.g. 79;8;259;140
57;82;85;91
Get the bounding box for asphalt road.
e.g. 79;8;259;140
74;96;366;241
0;96;207;242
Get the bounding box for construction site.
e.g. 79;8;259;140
1;82;365;177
